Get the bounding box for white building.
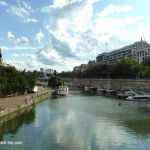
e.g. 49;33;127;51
45;69;54;75
39;68;54;77
96;39;150;65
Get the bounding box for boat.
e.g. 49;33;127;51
56;86;69;96
82;86;97;92
126;93;150;101
89;86;97;92
117;90;135;99
84;86;89;91
105;89;118;97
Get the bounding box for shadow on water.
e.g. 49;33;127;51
121;118;150;138
0;106;35;141
80;91;97;96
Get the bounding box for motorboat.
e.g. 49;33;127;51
126;93;150;101
117;90;136;99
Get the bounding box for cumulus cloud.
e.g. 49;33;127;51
37;0;101;70
5;0;149;71
7;31;29;45
100;4;134;17
0;46;8;51
0;1;7;6
6;1;37;23
16;37;29;45
7;31;15;40
6;59;42;71
35;31;45;43
36;0;143;71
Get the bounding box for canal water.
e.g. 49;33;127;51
1;91;150;150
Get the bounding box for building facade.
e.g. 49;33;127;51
96;40;150;65
45;69;54;75
39;68;54;78
73;64;87;72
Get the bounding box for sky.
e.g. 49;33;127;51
0;0;150;72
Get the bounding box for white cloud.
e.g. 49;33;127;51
7;31;30;45
7;46;41;51
100;4;134;17
7;1;37;23
16;37;29;44
7;31;15;40
5;1;149;71
35;31;45;43
7;58;47;71
12;53;19;58
0;1;7;6
39;0;142;71
0;46;8;51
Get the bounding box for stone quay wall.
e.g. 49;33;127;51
0;90;53;118
72;79;150;93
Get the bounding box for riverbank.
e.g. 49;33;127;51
72;78;150;93
0;87;54;118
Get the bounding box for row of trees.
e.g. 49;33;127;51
0;65;39;97
59;59;150;79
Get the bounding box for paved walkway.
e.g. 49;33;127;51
0;87;51;108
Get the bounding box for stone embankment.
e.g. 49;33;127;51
72;78;150;93
0;89;54;118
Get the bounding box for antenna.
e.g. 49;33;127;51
105;42;107;53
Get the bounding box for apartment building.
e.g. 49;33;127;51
96;39;150;64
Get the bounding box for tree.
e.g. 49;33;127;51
0;65;39;97
48;76;64;88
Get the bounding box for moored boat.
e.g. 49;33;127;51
57;86;69;96
126;94;150;101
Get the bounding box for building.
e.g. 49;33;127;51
73;66;79;72
39;68;54;78
73;64;87;72
143;55;150;66
40;68;44;73
45;69;54;75
96;39;150;65
88;60;96;65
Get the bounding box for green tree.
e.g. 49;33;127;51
48;76;64;88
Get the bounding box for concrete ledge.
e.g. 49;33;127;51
0;90;53;118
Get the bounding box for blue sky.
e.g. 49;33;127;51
0;0;150;72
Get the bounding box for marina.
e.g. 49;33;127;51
1;91;150;150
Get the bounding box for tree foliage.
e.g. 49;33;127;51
48;76;64;88
0;65;39;96
59;59;150;79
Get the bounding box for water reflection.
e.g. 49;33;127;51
0;93;150;150
0;106;35;141
122;119;150;138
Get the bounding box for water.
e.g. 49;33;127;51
1;91;150;150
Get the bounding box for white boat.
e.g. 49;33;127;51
57;86;68;96
126;93;150;101
84;86;89;91
117;90;136;99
